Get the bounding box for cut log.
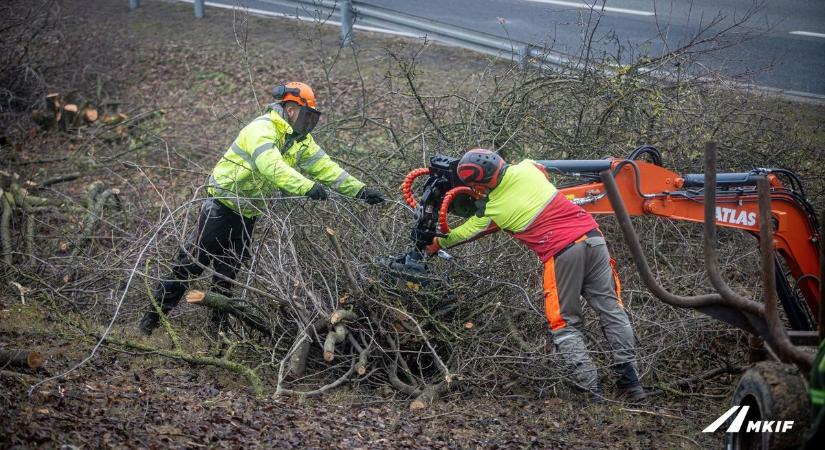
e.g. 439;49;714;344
355;348;368;376
45;93;60;113
61;104;80;129
0;349;44;369
323;324;346;362
83;107;98;123
45;93;62;125
409;383;446;411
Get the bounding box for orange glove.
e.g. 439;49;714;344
424;237;441;257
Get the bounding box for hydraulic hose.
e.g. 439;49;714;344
439;186;480;233
401;168;430;209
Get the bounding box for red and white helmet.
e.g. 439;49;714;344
457;149;507;190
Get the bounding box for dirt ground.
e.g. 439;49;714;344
2;303;714;449
0;0;781;448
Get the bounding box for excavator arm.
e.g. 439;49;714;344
542;155;821;330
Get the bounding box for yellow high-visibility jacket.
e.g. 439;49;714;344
208;104;364;217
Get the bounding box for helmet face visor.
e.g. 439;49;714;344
292;105;321;135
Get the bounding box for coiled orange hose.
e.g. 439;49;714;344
439;186;480;233
400;168;430;209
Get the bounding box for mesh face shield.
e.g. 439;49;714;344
292;105;321;135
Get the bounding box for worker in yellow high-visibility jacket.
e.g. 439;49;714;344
138;82;384;335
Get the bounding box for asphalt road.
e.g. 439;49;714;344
197;0;825;97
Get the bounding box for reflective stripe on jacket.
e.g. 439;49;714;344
437;159;597;261
208;105;365;217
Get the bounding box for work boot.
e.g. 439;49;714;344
588;388;606;405
137;311;160;336
615;362;648;403
616;383;648;403
616;384;647;403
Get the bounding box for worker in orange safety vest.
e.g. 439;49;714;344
426;148;647;402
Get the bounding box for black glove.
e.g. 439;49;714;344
357;186;386;205
305;183;328;200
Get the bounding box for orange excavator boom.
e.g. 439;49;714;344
540;150;820;330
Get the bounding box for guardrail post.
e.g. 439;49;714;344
129;0;140;10
341;0;354;45
517;44;530;70
194;0;205;18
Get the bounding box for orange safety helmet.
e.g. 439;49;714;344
272;81;317;110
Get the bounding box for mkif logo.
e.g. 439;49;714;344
702;405;794;433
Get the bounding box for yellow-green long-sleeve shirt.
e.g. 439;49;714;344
208;105;365;217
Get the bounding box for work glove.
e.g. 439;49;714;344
357;186;386;205
305;183;328;201
424;237;441;257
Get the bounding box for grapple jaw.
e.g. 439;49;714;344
376;154;471;284
374;249;436;285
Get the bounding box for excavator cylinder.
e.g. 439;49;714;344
682;171;764;188
535;159;612;175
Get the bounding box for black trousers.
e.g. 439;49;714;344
150;198;256;320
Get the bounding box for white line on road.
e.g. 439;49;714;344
524;0;655;17
789;31;825;38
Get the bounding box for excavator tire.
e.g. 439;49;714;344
726;362;810;450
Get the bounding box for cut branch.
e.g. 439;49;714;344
330;309;357;325
185;290;272;337
409;382;447;411
323;324;347;362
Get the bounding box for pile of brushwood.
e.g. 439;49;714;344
2;0;823;410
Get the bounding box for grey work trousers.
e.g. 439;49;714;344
543;235;640;392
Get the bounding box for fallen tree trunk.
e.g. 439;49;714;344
0;349;44;370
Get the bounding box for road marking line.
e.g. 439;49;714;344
789;31;825;38
524;0;655;16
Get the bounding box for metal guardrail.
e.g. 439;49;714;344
131;0;575;71
259;0;576;70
